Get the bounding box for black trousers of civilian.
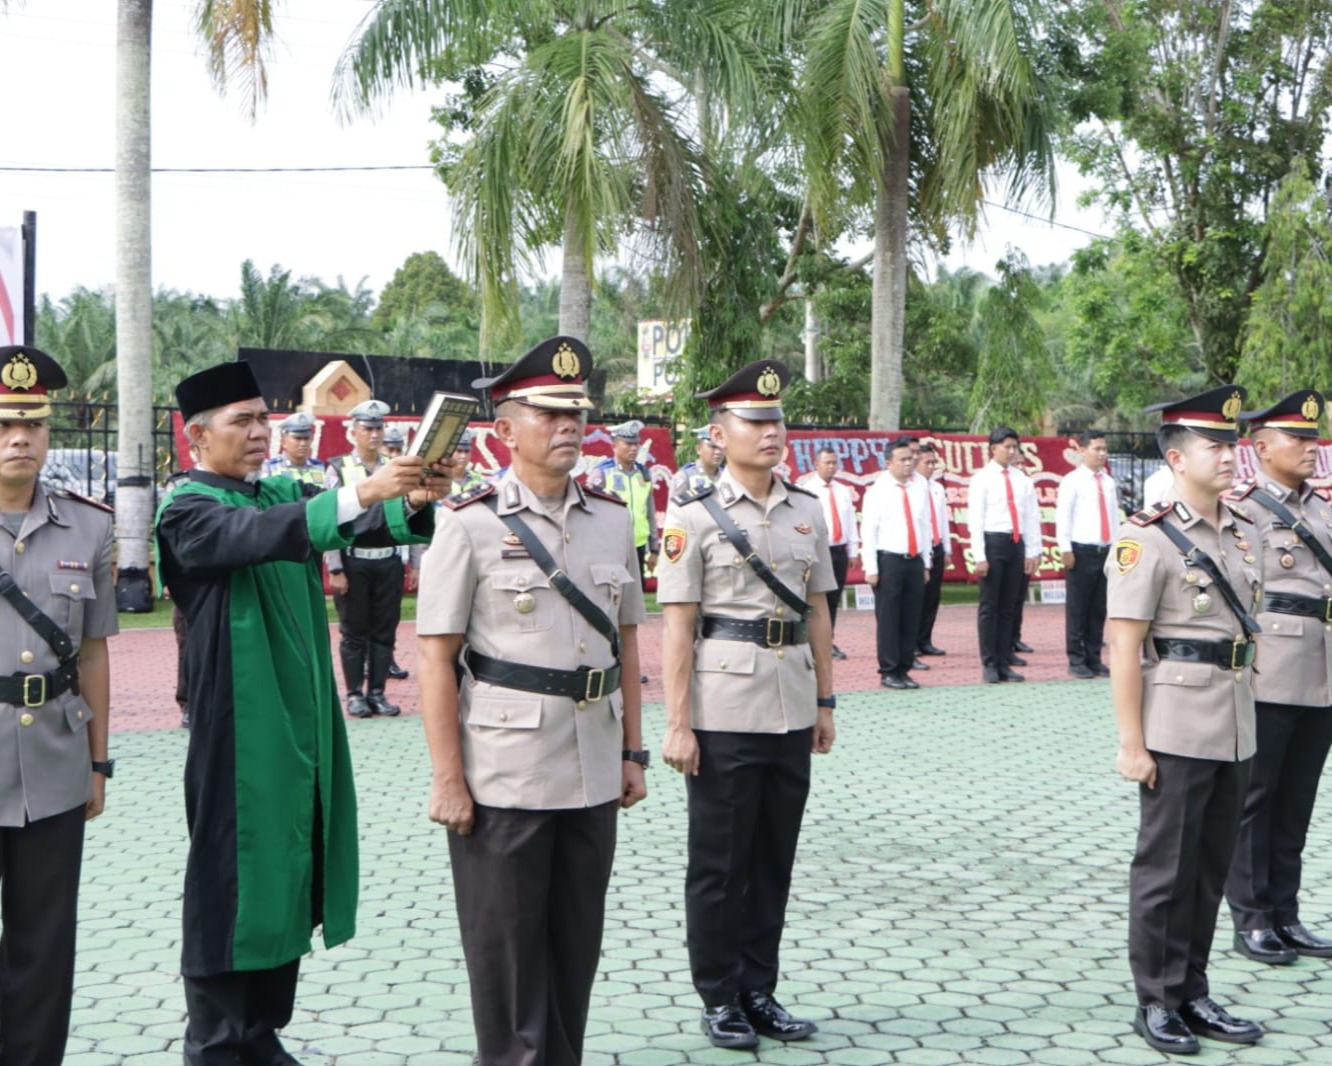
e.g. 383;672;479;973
334;554;404;693
1129;753;1249;1008
636;543;649;591
449;801;618;1066
1064;543;1109;667
977;534;1023;668
826;544;849;634
1226;702;1332;930
873;552;925;678
1013;571;1030;643
918;543;945;651
183;960;300;1065
0;806;85;1066
686;729;812;1007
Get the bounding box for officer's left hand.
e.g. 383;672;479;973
86;774;106;821
812;709;836;754
1023;556;1038;577
645;552;659;573
404;564;419;593
620;763;647;808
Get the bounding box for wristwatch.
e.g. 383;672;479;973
817;696;837;710
622;749;651;768
91;759;116;779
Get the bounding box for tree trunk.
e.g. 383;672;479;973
870;86;910;432
558;206;592;342
114;0;155;611
803;295;821;382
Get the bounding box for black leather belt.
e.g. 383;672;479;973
1153;637;1256;669
1264;593;1332;622
1071;542;1110;553
701;616;809;647
876;549;921;561
0;658;80;708
465;650;620;703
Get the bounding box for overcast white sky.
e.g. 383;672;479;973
1;0;1110;305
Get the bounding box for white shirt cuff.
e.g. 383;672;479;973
336;484;368;524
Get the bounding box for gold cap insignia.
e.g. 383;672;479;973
1303;394;1321;421
552;343;581;380
1;353;38;391
1222;391;1242;422
756;366;781;397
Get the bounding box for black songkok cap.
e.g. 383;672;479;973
176;361;263;421
1242;390;1324;440
1144;385;1247;444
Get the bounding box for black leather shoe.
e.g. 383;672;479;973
741;991;817;1042
1278;922;1332;957
180;710;191;729
1068;663;1096;679
1132;1004;1199;1054
347;693;373;718
1180;996;1262;1044
1235;928;1297;964
881;676;907;690
912;658;930;670
999;668;1025;683
982;665;1001;684
1012;639;1034;653
918;644;947;656
899;675;920;689
701;1001;758;1049
1090;662;1111;677
831;645;848;661
388;661;409;680
367;691;401;717
1007;655;1028;667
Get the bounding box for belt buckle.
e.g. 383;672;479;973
583;668;606;703
1324;598;1332;623
22;674;45;707
765;618;784;647
1230;639;1253;670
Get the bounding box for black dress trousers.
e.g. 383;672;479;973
1129;753;1249;1008
685;728;812;1007
183;960;301;1066
1226;702;1332;929
918;543;945;651
827;544;849;632
873;551;925;678
977;533;1023;667
1064;543;1109;667
334;554;404;689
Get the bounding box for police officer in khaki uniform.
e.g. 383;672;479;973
0;345;117;1066
1106;385;1264;1054
658;360;836;1050
1224;391;1332;963
416;336;649;1066
325;400;404;717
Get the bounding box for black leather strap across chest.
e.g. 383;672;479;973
1155;521;1261;639
1247;487;1332;579
697;492;812;620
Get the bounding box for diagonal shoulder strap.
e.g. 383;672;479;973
697;492;812;620
0;567;77;661
1156;520;1262;638
484;497;620;659
1247;487;1332;579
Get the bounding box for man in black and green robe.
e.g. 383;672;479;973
156;362;439;1065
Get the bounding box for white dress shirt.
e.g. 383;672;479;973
1142;465;1175;506
799;473;860;557
924;476;951;554
967;461;1041;563
861;472;933;577
1055;465;1123;552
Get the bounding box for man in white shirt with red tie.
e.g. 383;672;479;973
862;439;932;689
916;443;951;658
1055;429;1121;679
968;427;1042;684
800;448;860;660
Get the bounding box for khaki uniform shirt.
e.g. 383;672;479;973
657;468;836;734
0;484;117;825
416;470;646;810
1105;501;1262;761
1243;480;1332;708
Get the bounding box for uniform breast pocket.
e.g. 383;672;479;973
465;694;543;731
489;569;555;632
705;535;751;597
696;639;758;677
48;571;96;636
590;563;633;617
1152;661;1214;688
788;546;817;591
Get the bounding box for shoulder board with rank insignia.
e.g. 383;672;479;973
782;479;817;499
53;488;114;513
442;482;495;510
583;482;627;506
1225;479;1257;501
672;481;716;507
1128;501;1173;527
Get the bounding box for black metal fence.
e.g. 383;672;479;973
41;403;181;506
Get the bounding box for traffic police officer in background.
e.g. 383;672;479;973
0;345;117;1066
449;428;489;495
588;419;660;586
1106;385;1264;1054
1225;391;1332;964
416;335;648;1066
261;411;326;485
671;425;726;495
324;400;404;717
659;360;836;1051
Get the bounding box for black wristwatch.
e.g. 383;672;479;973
92;759;116;779
622;749;651;768
817;696;837;710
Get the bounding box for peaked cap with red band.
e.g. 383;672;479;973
1242;390;1324;440
0;345;67;420
697;360;791;422
473;335;594;410
1144;384;1247;444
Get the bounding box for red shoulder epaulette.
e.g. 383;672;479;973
583;483;628;506
441;482;495;510
1225;479;1257;501
1128;501;1173;527
54;488;114;514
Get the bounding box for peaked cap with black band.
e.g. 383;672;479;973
697;360;790;422
1243;390;1324;440
0;345;67;420
1143;384;1247;444
176;361;264;421
473;335;594;410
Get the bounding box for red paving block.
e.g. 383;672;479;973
108;603;1090;734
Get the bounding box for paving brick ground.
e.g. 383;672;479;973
69;607;1332;1064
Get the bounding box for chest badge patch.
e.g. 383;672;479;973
1114;540;1143;574
794;523;812;535
57;560;90;571
663;528;686;563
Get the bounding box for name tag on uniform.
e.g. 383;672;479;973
57;560;90;571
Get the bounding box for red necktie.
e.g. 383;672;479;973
928;485;941;546
827;485;843;545
901;483;918;557
1096;472;1111;543
1003;468;1020;543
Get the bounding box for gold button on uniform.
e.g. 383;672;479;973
578;641;587;652
19;650;33;664
76;709;84;720
19;713;33;727
576;700;587;710
775;606;784;617
69;583;80;593
776;649;785;660
13;542;23;554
